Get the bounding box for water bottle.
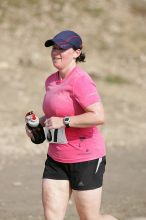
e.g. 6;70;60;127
25;111;45;144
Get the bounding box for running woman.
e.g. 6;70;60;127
26;30;118;220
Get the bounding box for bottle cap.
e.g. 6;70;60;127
25;111;39;127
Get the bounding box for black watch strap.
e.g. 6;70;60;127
63;117;70;128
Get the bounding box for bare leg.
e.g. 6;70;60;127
73;187;118;220
42;179;71;220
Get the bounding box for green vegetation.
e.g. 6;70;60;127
0;0;40;8
104;75;130;84
89;72;130;85
83;7;104;17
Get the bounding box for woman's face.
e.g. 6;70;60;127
51;44;80;70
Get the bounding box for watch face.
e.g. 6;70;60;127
65;118;69;123
64;117;70;127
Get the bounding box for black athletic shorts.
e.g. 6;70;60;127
43;155;106;190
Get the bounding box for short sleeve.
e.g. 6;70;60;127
45;72;58;91
73;74;101;109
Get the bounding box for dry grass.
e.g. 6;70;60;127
130;0;146;16
0;0;146;155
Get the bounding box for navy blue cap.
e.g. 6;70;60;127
44;30;83;50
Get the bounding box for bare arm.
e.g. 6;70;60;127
69;102;105;128
44;102;105;129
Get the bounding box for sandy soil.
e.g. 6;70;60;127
0;1;146;219
0;145;146;220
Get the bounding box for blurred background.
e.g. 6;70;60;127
0;0;146;219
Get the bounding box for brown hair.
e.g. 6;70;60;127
76;52;86;63
72;46;86;63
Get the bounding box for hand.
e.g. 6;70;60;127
44;117;64;129
25;125;35;140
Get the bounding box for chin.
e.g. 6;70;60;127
53;64;62;70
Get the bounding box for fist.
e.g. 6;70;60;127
44;117;64;129
25;125;34;140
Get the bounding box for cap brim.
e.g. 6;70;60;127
44;39;54;47
45;39;72;50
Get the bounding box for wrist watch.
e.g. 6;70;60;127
63;117;70;128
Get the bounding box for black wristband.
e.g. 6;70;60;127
63;117;70;128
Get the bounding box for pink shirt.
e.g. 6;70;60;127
43;66;106;163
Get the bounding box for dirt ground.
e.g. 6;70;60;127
0;144;146;220
0;1;146;219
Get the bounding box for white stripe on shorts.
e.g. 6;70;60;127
95;157;102;173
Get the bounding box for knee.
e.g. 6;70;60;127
43;202;54;220
43;206;60;220
42;195;56;220
42;192;67;220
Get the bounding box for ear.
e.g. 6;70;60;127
73;49;81;58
